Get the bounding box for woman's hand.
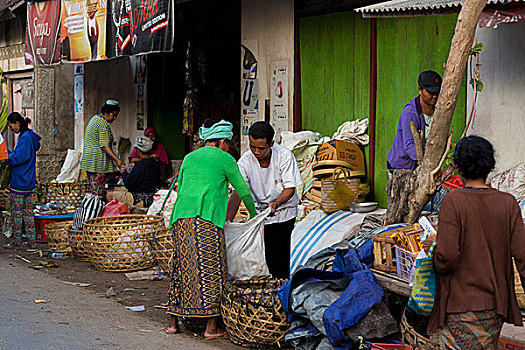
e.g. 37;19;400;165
116;159;125;169
422;237;436;254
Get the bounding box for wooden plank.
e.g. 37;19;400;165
372;268;411;297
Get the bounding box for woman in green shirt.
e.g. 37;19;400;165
166;119;257;338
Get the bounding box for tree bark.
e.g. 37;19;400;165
385;0;488;225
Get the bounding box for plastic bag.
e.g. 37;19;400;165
146;189;177;228
56;149;82;183
73;194;105;229
408;241;436;316
101;199;130;217
224;209;271;280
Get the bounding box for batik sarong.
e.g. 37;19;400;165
439;310;503;350
167;217;226;317
10;193;36;245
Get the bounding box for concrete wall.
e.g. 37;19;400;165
82;57;145;159
241;0;294;152
467;21;525;175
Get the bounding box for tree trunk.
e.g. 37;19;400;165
385;0;488;225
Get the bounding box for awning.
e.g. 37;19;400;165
355;0;524;17
0;0;24;21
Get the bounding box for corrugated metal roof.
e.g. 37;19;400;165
356;0;523;14
0;0;24;21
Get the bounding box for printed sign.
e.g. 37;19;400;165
25;0;61;65
270;60;289;142
106;0;173;57
60;0;107;62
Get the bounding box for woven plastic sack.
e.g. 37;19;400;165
224;209;271;280
408;241;436;316
490;163;525;199
320;167;359;214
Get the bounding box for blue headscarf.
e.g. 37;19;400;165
199;120;234;141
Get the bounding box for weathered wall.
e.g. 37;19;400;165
0;10;31;72
467;21;525;175
241;0;294;152
83;57;144;159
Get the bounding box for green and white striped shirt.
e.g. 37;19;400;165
80;114;114;173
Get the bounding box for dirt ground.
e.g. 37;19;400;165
0;235;209;337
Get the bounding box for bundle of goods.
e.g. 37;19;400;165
146;230;173;274
221;278;289;348
83;214;163;272
34;202;72;216
304;140;368;205
46;220;73;253
41;182;89;210
373;221;436;281
68;226;89;262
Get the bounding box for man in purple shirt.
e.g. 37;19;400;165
387;70;442;171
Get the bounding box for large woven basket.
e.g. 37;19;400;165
83;214;162;272
221;278;289;348
68;226;90;262
401;309;440;350
146;230;173;274
41;182;89;208
514;261;525;309
46;220;73;253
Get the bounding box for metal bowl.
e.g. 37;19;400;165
348;202;378;213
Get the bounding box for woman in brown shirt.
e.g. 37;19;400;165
426;136;525;349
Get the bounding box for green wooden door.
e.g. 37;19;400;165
375;14;467;207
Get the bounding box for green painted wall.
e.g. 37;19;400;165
300;12;371;135
375;14;467;207
300;12;466;208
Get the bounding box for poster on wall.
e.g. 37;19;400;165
60;0;107;62
241;45;258;152
106;0;174;58
25;0;62;65
270;60;289;142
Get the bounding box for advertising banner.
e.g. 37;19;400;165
60;0;107;62
25;0;62;65
106;0;173;57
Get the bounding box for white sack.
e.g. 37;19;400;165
490;163;525;199
56;150;82;183
281;130;321;150
224;209;271;280
147;189;178;228
332;119;369;146
290;208;386;274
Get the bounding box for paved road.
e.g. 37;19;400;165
0;257;238;350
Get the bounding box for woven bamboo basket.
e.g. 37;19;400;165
41;182;89;208
401;309;441;350
68;226;90;262
46;220;73;253
514;261;525;309
221;278;289;348
146;230;173;274
83;214;162;272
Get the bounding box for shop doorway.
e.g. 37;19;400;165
147;0;241;160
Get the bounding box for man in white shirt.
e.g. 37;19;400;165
227;121;302;278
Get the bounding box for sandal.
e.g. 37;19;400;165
203;331;228;340
165;326;180;334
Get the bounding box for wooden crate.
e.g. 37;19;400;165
373;224;422;273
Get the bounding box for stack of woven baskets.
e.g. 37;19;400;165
46;220;73;253
41;182;89;211
221;278;289;348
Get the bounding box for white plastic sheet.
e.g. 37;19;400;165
224;209;271;280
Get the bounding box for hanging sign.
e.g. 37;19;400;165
270;60;289;142
60;0;107;62
25;0;62;65
106;0;174;57
241;44;259;153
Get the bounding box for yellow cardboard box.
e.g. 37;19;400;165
316;140;365;172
